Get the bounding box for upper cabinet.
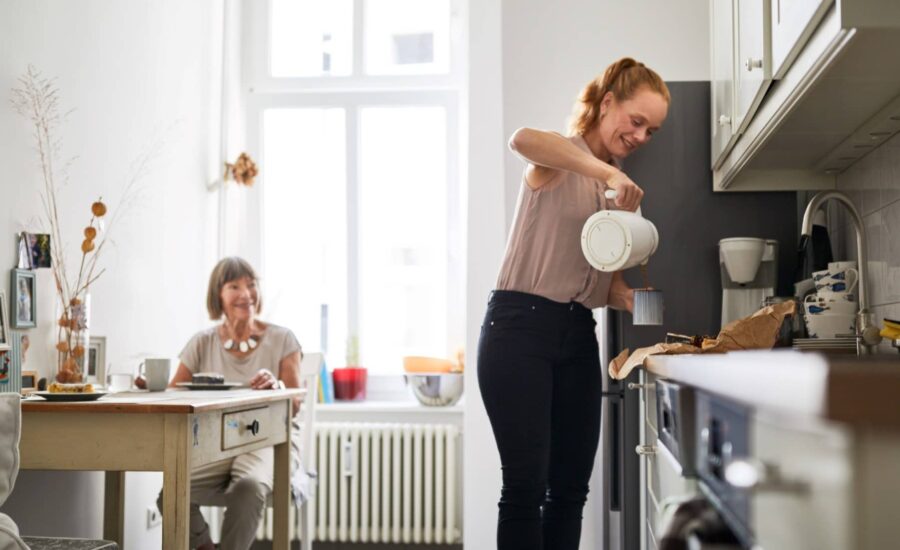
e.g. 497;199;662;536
711;0;736;169
734;0;772;136
710;0;900;191
770;0;832;79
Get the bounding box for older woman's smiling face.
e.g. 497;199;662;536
220;276;259;322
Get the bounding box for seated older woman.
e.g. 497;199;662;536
155;257;303;550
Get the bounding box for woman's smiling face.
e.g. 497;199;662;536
598;87;668;159
220;276;259;322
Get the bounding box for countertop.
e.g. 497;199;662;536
644;350;900;429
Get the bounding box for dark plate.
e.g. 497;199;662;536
33;391;107;402
175;382;243;391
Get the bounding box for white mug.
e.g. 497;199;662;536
139;358;171;392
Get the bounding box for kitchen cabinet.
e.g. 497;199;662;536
643;351;900;549
709;0;900;191
733;0;772;136
711;0;737;168
770;0;832;78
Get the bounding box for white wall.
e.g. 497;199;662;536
0;0;223;547
465;1;710;548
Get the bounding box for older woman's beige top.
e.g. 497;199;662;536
496;134;615;309
179;323;302;381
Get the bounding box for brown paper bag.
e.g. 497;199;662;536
609;300;797;380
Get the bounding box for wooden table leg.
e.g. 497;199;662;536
103;471;125;545
163;415;191;550
273;438;291;550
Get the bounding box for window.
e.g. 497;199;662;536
245;0;464;375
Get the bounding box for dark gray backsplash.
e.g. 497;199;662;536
616;81;798;342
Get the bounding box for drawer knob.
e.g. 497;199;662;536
745;57;763;71
718;114;731;126
246;419;260;436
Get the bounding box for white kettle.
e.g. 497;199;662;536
581;191;659;272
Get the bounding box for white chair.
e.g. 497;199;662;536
295;352;322;550
0;393;28;550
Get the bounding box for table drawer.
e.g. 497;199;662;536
222;406;272;450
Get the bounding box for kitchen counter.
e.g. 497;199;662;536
644;350;900;429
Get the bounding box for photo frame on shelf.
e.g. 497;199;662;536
24;233;51;269
86;335;106;384
0;291;10;351
10;268;36;329
16;233;31;269
21;370;38;396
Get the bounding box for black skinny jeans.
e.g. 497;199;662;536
477;290;602;550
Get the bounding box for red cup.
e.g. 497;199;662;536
332;367;367;401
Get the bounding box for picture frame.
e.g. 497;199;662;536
0;291;10;351
24;233;51;269
10;269;37;329
86;335;107;385
16;233;32;269
21;370;38;396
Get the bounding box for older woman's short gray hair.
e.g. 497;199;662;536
206;257;263;320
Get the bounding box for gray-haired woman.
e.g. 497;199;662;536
154;257;303;550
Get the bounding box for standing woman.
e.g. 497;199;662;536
477;58;669;549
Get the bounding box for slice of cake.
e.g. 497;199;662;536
48;382;95;393
192;372;225;385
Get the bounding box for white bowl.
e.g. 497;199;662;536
804;295;858;316
805;313;856;339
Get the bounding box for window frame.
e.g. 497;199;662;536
242;0;465;372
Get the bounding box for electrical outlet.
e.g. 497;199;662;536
147;506;162;529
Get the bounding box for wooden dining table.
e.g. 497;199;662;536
19;388;306;549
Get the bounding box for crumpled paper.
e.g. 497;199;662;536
609;300;797;380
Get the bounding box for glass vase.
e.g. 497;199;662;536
55;293;90;383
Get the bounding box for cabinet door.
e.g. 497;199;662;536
734;0;772;135
771;0;832;78
711;0;736;169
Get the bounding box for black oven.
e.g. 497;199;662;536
695;389;754;548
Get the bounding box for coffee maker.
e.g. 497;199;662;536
719;238;778;326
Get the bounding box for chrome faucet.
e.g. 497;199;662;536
801;191;882;355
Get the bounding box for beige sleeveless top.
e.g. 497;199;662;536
496;134;615;309
179;323;302;382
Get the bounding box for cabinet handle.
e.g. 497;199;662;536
246;419;260;436
745;58;763;71
725;457;810;494
635;444;658;456
627;382;655;391
718;115;731;126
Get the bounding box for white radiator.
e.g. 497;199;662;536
202;421;461;544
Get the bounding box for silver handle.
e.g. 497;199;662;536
635;444;658;456
745;57;763;71
725;457;809;494
718;114;731;126
627;382;655;391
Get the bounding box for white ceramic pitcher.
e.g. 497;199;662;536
580;190;659;272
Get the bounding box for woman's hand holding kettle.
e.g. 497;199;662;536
604;170;644;212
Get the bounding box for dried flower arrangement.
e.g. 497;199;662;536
224;152;259;186
10;66;156;382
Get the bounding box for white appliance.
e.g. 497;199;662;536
719;238;778;326
581;209;659;272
